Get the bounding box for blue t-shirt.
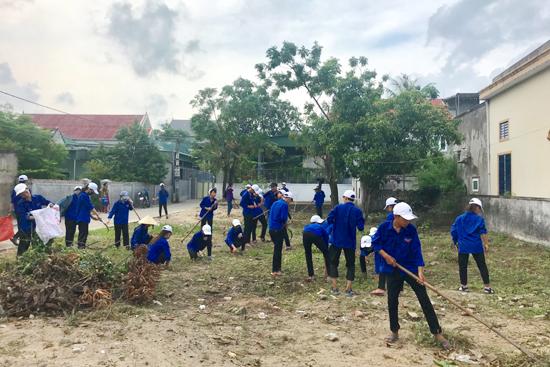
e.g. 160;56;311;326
263;190;277;210
15;195;51;233
147;237;171;263
372;220;425;274
326;202;365;249
252;195;264;217
108;200;133;225
225;226;243;247
313;191;325;207
131;224;151;249
240;191;255;217
187;231;210;252
199;196;218;219
158;188;169;205
64;193;80;221
76;192;94;223
451;211;487;254
268;199;288;231
303;222;329;245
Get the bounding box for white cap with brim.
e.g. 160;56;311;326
232;219;241;227
18;175;28;182
139;216;158;226
283;191;293;199
202;224;212;235
310;215;324;224
14;183;27;196
369;227;377;236
74;185;82;191
162;225;173;233
393;202;417;221
245;184;252;188
88;182;99;195
469;197;483;209
343;190;356;200
384;197;398;209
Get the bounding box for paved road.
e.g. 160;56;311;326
0;201;198;252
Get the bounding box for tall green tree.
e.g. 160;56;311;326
389;73;440;99
190;78;300;191
86;123;167;184
0;109;67;178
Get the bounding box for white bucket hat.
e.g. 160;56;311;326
73;185;82;191
393;202;417;221
384;197;398;209
202;224;212;235
232;219;241;227
310;215;324;224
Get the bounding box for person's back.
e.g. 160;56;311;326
147;237;171;263
268;199;288;230
327;202;364;248
76;191;93;223
303;222;328;244
451;211;486;254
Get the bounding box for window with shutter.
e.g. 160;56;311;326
499;121;509;141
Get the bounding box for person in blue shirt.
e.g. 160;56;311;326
251;186;267;243
147;225;173;265
268;191;292;276
451;198;493;294
9;174;30;245
240;184;252;197
326;190;365;297
76;182;101;249
13;183;52;256
370;197;399;296
157;183;170;219
359;227;377;275
262;183;278;216
107;191;134;248
199;188;218;229
302;215;330;281
187;224;213;260
240;185;257;246
225;219;244;253
372;202;450;350
131;216;157;250
312;186;326;218
62;186;82;247
276;188;293;250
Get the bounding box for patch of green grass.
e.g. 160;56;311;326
413;321;474;351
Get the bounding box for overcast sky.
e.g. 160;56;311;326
1;0;549;126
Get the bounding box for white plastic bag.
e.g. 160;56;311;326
30;206;63;243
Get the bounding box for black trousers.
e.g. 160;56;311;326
253;215;267;240
188;249;198;260
303;232;329;277
458;252;490;285
159;203;168;217
283;227;291;248
77;222;89;248
377;273;387;290
201;217;213;230
328;246;356;281
270;229;285;272
65;219;77;247
17;231;32;256
114;223;129;247
387;269;442;335
243;215;255;244
315;205;323;218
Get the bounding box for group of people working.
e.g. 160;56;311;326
8;175;494;349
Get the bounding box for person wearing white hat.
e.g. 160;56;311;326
302;215;330;281
251;187;267;243
268;191;293;276
384;197;399;221
131;216;158;250
326;190;365;297
239;184;257;247
147;225;173;264
187;224;213;260
280;182;289;192
199;188;219;229
372;199;398;296
9;175;31;246
58;185;83;247
106;191;135;248
13;183;53;256
157;183;170;219
313;186;326;218
372;202;450;350
75;182;101;249
240;184;252;197
359;227;377;277
225;219;244;253
451;198;493;294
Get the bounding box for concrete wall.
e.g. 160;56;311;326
0;153;18;214
477;195;550;246
454;103;489;195
486;66;550;198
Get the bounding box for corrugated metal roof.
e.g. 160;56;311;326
28;114;145;141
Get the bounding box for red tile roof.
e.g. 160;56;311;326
27;114;145;141
430;99;445;106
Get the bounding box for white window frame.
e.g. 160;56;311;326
471;177;480;193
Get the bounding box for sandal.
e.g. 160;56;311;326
370;288;386;296
458;285;469;292
483;287;495;294
384;333;399;343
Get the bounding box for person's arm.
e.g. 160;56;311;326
165;240;172;262
450;218;459;247
479;218;489;253
412;230;426;282
378;249;396;267
200;197;208;210
107;202;116;221
326;207;336;224
356;209;365;232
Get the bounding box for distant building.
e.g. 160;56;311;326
480;40;550;198
28;113;151;179
443;93;480;117
169;119;195;137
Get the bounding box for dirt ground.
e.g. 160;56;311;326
1;204;549;367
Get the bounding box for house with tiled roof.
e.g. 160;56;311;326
27;113;151;179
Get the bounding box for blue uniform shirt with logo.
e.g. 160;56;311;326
199;196;217;219
131;224;151;249
313;191;325;208
239;191;255;216
15;195;51;233
263;190;277;210
225;226;243;247
147;237;171;263
326;202;365;249
451;211;487;254
372;220;425;274
252;195;263;217
108;200;133;225
268;199;288;231
76;192;94;223
187;231;209;252
303;222;329;245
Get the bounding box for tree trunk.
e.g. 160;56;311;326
221;165;229;194
324;155;339;207
360;179;373;219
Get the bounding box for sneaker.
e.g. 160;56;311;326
285;246;292;251
331;288;340;295
483;287;495;294
458;285;469;293
345;289;356;297
370;288;386;296
207;256;213;261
